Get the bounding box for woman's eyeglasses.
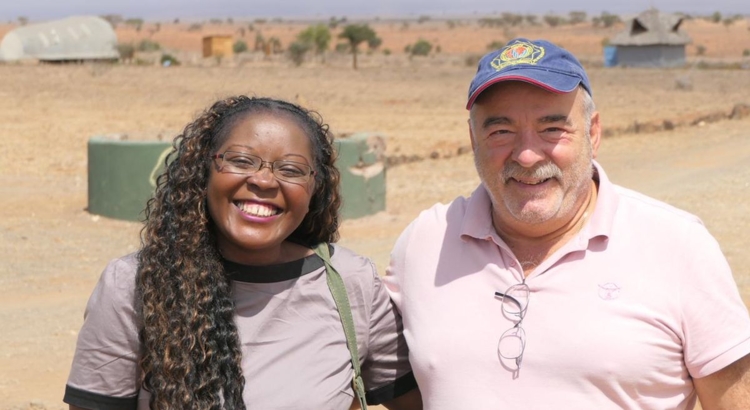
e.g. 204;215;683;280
211;151;315;184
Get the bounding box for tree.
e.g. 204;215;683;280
254;33;266;52
569;11;587;25
101;14;123;28
298;24;331;62
601;12;621;28
125;18;144;31
338;24;378;69
267;37;282;54
500;13;523;27
543;15;563;27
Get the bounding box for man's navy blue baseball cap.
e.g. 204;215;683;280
466;38;592;109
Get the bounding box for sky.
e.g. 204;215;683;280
1;0;748;22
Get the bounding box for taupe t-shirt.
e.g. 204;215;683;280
64;244;416;409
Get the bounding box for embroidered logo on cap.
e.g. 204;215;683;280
491;40;545;71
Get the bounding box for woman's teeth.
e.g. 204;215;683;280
237;202;278;217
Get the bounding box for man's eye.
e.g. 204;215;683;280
489;129;513;137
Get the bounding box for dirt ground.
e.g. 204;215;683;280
1;17;749;410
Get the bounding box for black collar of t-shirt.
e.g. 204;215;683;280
222;244;334;283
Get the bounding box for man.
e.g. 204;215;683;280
384;38;750;409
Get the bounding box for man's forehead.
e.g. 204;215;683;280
472;82;580;112
470;87;583;127
476;80;578;102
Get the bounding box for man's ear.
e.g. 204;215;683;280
468;117;476;151
589;111;601;158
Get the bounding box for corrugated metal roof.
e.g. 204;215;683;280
610;9;691;46
0;16;119;61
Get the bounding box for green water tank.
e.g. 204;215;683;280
336;133;386;219
87;136;172;221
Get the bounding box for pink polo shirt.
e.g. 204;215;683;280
385;161;750;409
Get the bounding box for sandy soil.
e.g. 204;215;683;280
1;17;749;410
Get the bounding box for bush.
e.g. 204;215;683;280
124;18;143;27
116;43;135;61
465;54;482;67
233;40;248;53
696;45;707;56
478;18;503;28
137;39;161;52
487;40;506;51
160;53;180;66
410;39;432;56
367;37;382;50
288;41;311;66
743;49;750;57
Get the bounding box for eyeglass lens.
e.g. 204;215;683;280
497;283;530;368
501;283;529;320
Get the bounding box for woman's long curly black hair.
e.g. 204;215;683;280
136;96;341;409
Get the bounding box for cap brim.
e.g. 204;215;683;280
466;70;582;109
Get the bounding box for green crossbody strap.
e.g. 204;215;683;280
314;243;368;410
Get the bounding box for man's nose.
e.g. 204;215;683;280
511;130;545;167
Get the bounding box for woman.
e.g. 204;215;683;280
64;96;421;410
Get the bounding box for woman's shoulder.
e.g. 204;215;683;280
328;244;377;278
94;252;139;296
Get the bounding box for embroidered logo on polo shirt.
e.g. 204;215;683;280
598;283;621;300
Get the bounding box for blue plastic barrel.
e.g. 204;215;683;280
603;46;618;67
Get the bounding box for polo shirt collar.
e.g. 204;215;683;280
585;160;617;241
459;184;506;248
